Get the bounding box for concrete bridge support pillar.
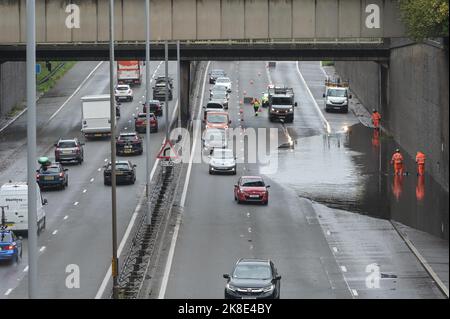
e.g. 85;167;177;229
180;60;191;126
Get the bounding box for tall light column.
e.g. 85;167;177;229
145;0;152;225
108;0;119;299
177;40;181;129
26;0;38;299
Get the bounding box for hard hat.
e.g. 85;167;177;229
372;109;376;112
395;148;400;152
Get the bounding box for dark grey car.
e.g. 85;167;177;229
54;138;84;164
223;258;281;299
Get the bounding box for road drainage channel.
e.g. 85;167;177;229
116;162;180;299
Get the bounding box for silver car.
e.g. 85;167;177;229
210;91;229;109
215;77;232;92
210;84;229;99
209;148;236;175
202;128;227;155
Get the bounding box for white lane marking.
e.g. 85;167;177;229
319;62;329;77
159;61;211;299
73;202;79;206
351;289;358;297
4;289;13;296
332;247;338;253
90;178;94;182
39;246;46;253
83;189;87;193
249;245;254;250
23;266;29;272
248;227;252;233
52;230;58;235
340;266;347;272
296;61;331;133
97;168;101;172
63;215;68;220
48;62;104;123
246;212;250;218
96;61;165;299
326;230;331;236
104;158;108;162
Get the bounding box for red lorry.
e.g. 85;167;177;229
117;61;142;86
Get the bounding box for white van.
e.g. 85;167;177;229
0;182;47;235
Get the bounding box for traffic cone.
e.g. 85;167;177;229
250;80;254;85
243;91;247;96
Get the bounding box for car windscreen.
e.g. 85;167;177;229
119;135;136;141
212;85;227;92
211;70;225;76
212;92;227;99
241;179;265;187
213;149;233;159
207;114;228;123
271;97;292;105
116;86;129;91
138;113;155;119
58;141;77;148
0;233;13;243
327;89;347;97
40;166;60;174
116;163;130;170
233;264;271;280
206;103;223;109
216;78;230;83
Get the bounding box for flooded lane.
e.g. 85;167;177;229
263;122;449;241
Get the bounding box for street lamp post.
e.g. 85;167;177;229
165;41;169;142
26;0;38;299
108;0;119;299
177;40;181;129
145;0;152;225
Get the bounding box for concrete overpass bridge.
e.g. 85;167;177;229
0;0;405;62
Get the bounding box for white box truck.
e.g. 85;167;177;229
81;94;111;138
0;182;47;235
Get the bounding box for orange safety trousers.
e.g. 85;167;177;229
416;152;426;176
392;153;404;175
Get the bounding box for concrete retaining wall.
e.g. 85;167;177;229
0;62;26;116
336;43;449;191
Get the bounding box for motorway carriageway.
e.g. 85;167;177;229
0;60;178;298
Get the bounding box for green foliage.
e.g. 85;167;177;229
37;61;76;93
321;61;335;66
398;0;449;41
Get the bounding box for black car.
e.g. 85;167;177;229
223;258;281;299
103;160;136;185
116;132;143;156
54;138;84;164
36;162;69;190
209;69;226;84
153;83;173;101
155;76;173;89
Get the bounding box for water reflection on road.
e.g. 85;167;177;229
262;123;449;240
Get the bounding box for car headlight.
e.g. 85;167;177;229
262;284;275;292
226;283;237;292
288;108;293;112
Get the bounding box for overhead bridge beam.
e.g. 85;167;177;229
0;40;390;62
0;0;406;44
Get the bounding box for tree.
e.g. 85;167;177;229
398;0;449;41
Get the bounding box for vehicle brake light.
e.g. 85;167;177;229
7;245;14;250
59;173;64;178
36;174;40;179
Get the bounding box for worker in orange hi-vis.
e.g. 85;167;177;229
391;149;404;176
415;151;426;176
371;109;381;129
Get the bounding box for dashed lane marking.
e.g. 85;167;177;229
4;289;13;296
83;189;87;193
333;247;338;253
23;266;28;272
52;230;58;235
63;215;69;220
351;289;358;297
39;246;46;253
73;202;79;206
90;178;94;182
341;266;347;272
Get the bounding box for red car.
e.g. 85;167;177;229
135;112;158;133
234;176;270;205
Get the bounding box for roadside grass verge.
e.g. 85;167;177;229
37;61;76;93
321;61;335;66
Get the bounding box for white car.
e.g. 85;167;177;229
209;148;236;175
115;84;133;102
202;128;227;154
210;84;229;99
215;77;232;92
